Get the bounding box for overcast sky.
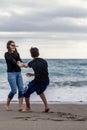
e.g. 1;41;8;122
0;0;87;59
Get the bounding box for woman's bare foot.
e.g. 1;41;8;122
5;105;12;111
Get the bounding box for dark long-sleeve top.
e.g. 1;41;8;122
4;52;22;72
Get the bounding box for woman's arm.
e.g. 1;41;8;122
5;53;17;65
17;61;28;68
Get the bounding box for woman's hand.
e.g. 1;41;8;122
17;61;24;67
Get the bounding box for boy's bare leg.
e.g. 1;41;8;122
40;93;50;112
22;98;32;112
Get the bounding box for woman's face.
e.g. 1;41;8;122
9;42;16;53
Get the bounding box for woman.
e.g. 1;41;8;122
4;40;24;111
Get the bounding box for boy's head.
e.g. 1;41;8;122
30;47;39;58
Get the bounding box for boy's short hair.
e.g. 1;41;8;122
30;47;39;58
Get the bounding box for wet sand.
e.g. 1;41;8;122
0;103;87;130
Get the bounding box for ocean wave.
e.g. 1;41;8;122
50;80;87;87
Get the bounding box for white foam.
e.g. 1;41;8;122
0;86;87;103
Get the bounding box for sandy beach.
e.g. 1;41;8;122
0;103;87;130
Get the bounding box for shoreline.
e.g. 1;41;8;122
1;100;87;104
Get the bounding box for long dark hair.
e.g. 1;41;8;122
7;40;19;58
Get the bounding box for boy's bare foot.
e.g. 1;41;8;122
18;108;23;111
43;108;50;113
21;108;32;112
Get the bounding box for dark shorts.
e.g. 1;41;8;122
24;82;49;98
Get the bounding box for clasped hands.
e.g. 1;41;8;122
17;61;34;77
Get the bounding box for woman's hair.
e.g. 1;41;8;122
7;40;19;58
7;40;15;50
30;47;39;58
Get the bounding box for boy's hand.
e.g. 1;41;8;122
23;64;28;68
26;73;34;77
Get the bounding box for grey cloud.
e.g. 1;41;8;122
44;8;87;18
0;0;87;18
1;18;87;33
0;0;43;10
0;1;87;32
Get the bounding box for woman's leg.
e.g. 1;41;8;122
6;73;17;110
18;98;23;111
5;98;11;110
16;72;24;110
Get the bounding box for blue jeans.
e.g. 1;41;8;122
7;72;24;99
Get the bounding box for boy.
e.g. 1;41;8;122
20;47;50;112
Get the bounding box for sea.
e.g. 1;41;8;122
1;59;87;103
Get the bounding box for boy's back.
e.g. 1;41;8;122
28;58;49;85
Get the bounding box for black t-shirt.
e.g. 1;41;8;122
28;58;49;85
5;52;22;72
